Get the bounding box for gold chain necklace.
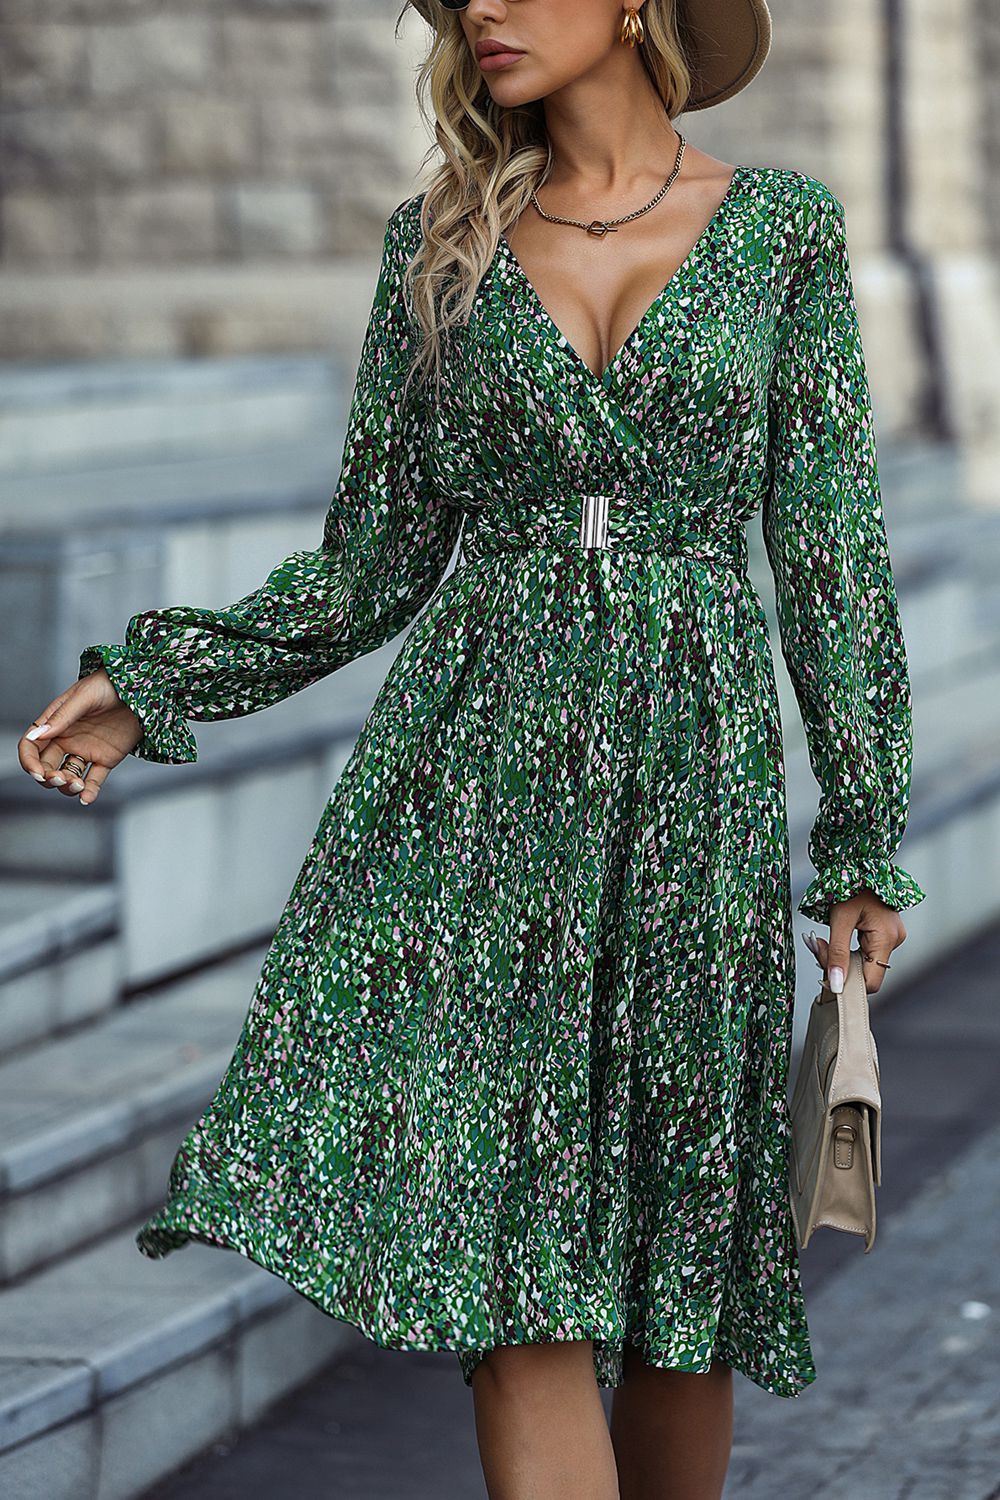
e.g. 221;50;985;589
528;131;687;239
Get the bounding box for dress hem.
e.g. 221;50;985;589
134;1200;818;1402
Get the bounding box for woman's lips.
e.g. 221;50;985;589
478;49;526;71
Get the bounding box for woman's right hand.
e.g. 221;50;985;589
18;667;145;806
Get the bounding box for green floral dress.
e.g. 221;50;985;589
79;163;925;1399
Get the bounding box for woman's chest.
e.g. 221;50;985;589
425;242;781;500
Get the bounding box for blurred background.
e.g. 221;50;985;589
0;1;998;1496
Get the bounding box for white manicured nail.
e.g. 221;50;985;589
802;932;823;966
32;772;46;782
50;775;65;786
828;966;845;993
25;724;50;741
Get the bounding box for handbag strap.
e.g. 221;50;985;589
827;948;881;1110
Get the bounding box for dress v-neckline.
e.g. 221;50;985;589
497;162;747;388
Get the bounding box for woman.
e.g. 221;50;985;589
17;0;926;1495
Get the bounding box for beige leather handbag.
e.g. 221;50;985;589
788;947;882;1252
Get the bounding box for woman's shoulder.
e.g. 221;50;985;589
741;164;850;297
741;162;846;228
387;189;430;254
393;188;429;214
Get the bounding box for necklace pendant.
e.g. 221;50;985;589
586;220;618;238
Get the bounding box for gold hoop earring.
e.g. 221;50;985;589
620;6;644;46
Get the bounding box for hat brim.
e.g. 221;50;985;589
678;0;771;110
405;0;771;112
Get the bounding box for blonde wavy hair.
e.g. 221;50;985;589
394;0;693;405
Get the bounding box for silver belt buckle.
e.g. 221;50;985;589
579;493;610;549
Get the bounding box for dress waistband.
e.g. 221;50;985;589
458;496;749;575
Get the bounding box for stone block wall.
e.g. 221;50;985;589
1;1;428;263
0;0;428;357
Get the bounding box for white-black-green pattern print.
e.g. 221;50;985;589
78;162;926;1399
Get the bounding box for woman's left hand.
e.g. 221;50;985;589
802;888;907;996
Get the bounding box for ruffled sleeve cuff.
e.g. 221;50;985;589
797;856;927;925
78;643;198;766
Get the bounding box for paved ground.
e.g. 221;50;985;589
143;921;1000;1500
727;1120;1000;1499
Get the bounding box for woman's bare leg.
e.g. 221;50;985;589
470;1339;620;1500
609;1344;733;1500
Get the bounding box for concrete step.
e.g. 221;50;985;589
0;354;345;476
0;943;268;1283
3;499;336;730
0;1219;360;1500
874;438;981;525
0;352;356;728
0;476;342;730
0;877;121;1058
0;430;342;536
0;621;398;986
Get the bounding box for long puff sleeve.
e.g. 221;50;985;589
77;197;461;765
763;182;927;926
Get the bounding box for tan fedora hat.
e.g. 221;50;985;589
405;0;771;112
